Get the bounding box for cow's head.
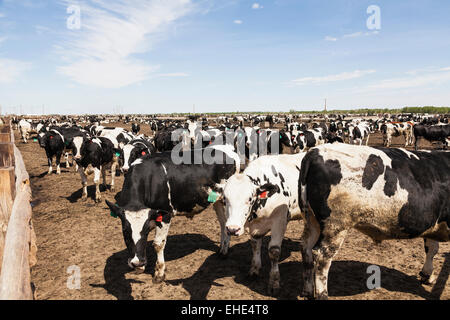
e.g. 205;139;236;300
72;135;87;161
106;200;171;271
37;132;48;148
296;133;306;152
278;130;292;148
37;131;60;148
121;144;150;173
224;174;280;236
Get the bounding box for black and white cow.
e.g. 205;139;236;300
38;125;89;171
37;130;66;175
224;153;305;295
106;145;241;281
414;124;450;150
382;122;414;147
76;136;120;202
18;119;43;143
298;143;450;299
294;128;326;152
120;138;156;173
131;123;141;135
348;123;371;145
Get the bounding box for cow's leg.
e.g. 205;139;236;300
419;238;439;285
249;237;262;278
77;166;88;200
267;213;288;296
153;221;171;283
213;200;230;256
65;152;70;168
101;165;107;189
47;156;53;174
300;209;320;299
56;151;62;175
366;134;370;146
313;229;348;300
110;160;117;192
94;166;101;202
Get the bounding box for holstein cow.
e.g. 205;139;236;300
37;130;66;175
294;128;326;152
298;143;450;299
131;123;141;135
106;145;241;281
75;136;119;202
414;124;450;150
383;122;414;147
348;123;371;146
18;119;42;143
224;153;305;295
120;138;156;173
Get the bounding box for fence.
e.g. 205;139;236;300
0;118;37;299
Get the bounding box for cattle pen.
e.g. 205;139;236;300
1;117;449;300
0;118;37;300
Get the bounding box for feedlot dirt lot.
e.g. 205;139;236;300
16;124;449;300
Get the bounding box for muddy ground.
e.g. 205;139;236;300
15;124;449;300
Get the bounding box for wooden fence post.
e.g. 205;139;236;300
0;122;15;273
0;120;35;299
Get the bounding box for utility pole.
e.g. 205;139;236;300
324;98;327;113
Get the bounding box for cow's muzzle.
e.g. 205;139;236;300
226;225;241;236
128;257;146;271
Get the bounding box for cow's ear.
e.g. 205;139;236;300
256;183;280;199
65;137;73;146
149;209;172;228
113;148;122;157
105;200;124;219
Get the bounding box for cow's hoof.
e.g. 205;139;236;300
267;284;280;297
300;288;314;299
134;266;145;274
247;272;259;281
110;186;115;192
316;293;329;300
152;274;165;284
216;248;229;258
81;195;88;202
419;272;436;285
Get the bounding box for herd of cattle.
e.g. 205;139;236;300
9;112;450;299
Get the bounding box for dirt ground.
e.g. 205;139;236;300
16;124;449;300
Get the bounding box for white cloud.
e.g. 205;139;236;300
291;69;376;86
57;0;196;88
326;30;379;42
324;36;337;42
0;58;31;83
233;20;243;24
368;69;450;90
35;25;52;35
158;72;189;77
252;3;263;9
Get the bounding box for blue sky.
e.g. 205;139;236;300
1;0;450;115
